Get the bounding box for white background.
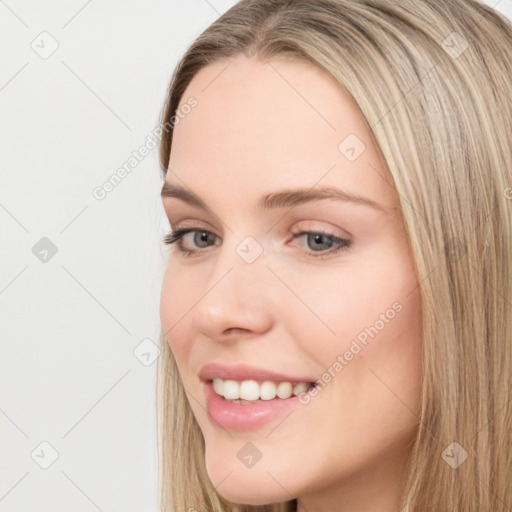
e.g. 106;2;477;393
1;1;510;511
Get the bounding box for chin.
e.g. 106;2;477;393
214;486;289;507
205;454;294;506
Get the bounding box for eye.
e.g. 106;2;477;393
162;228;351;259
163;228;219;256
290;231;351;259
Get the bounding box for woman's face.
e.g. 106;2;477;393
160;55;423;510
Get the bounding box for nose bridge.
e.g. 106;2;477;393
190;233;274;338
210;231;269;292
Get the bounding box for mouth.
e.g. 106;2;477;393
210;377;317;403
203;378;317;430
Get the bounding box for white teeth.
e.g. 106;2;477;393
211;378;313;401
293;382;309;395
240;380;260;401
212;378;224;395
222;379;240;400
260;381;277;400
276;381;293;399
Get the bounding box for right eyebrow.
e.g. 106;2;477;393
161;182;208;209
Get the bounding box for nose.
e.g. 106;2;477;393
190;246;274;343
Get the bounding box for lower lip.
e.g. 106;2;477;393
204;381;308;431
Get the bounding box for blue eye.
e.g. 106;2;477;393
291;231;351;257
163;228;351;259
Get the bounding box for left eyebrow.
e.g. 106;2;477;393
259;186;391;214
161;182;392;215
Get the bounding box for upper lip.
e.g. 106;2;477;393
199;363;316;383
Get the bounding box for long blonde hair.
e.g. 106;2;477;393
156;1;512;510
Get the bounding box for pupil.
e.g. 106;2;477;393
311;234;331;250
196;231;211;247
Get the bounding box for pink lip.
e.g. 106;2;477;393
198;362;316;384
203;380;305;430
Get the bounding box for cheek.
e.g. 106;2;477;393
280;258;419;354
290;254;423;402
364;283;423;402
160;265;197;364
325;267;423;430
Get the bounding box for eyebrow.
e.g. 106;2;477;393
160;182;390;214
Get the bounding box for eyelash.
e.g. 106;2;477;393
162;228;351;259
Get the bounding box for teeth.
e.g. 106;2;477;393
212;378;313;402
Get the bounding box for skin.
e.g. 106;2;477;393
160;54;423;512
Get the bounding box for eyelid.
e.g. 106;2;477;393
291;220;351;239
168;219;216;233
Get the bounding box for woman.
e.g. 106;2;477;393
157;1;512;511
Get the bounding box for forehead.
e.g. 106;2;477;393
168;54;397;211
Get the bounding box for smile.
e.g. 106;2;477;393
204;379;318;431
212;378;315;402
